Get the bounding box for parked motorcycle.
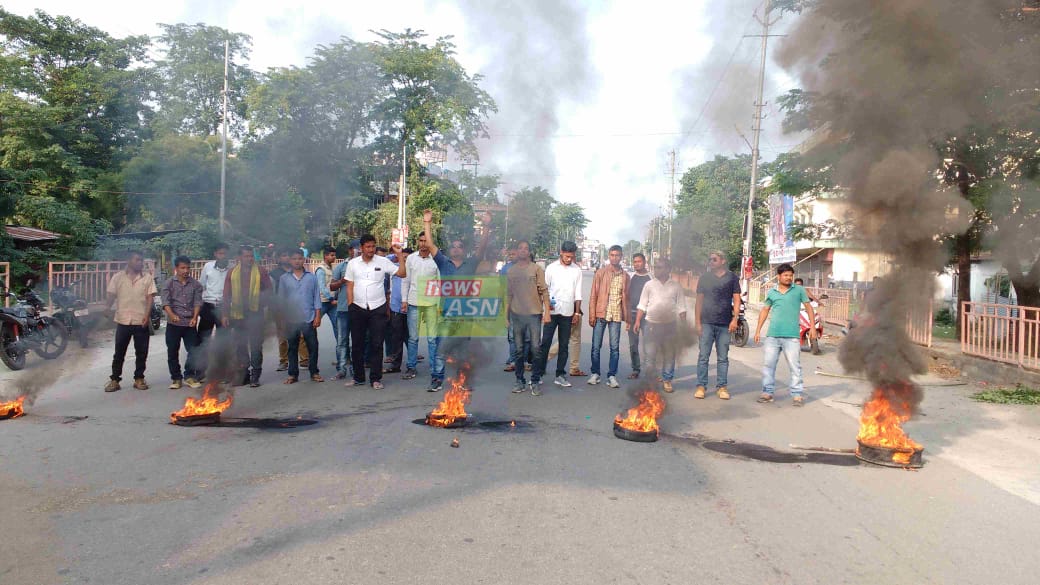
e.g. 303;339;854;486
733;290;750;348
0;283;69;370
149;293;164;335
800;295;827;355
50;279;92;348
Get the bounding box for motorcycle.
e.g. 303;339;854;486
50;279;92;348
800;295;827;355
149;293;164;335
0;283;69;370
733;290;750;347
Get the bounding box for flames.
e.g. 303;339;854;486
614;390;666;434
0;396;26;419
426;370;471;427
170;382;233;422
857;386;922;465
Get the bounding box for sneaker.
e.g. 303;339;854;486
662;381;674;393
553;376;572;387
402;368;418;380
792;395;805;407
276;363;288;372
428;379;443;392
587;373;601;385
104;379;121;392
717;387;730;400
168;379;182;390
133;378;149;390
511;381;526;394
606;376;620;388
694;386;706;399
530;383;542;396
184;378;203;389
757;392;774;403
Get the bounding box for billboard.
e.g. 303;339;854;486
417;276;507;337
767;193;796;265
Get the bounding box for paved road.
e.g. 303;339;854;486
2;271;1038;585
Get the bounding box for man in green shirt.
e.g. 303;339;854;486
754;263;817;406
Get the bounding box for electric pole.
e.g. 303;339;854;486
740;0;781;294
219;39;229;237
667;149;677;256
397;143;407;230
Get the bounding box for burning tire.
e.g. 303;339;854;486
613;421;658;442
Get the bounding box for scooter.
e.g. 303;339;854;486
50;279;92;348
800;296;826;355
0;283;68;370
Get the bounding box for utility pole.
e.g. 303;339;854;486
740;0;781;294
667;149;676;256
397;143;407;230
219;39;229;237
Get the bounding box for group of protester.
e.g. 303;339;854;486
103;212;816;404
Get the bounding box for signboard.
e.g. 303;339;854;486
391;226;409;248
417;276;507;337
767;193;796;264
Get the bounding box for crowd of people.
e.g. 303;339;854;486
102;212;817;404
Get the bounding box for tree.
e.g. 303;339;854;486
152;23;254;137
118;134;221;230
550;202;588;250
673;154;769;273
368;30;497;163
0;9;152;216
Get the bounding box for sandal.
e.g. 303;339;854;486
372;381;385;390
283;377;297;385
792;396;805;407
310;375;324;383
503;364;516;372
627;372;640;380
757;393;774;403
570;369;588;377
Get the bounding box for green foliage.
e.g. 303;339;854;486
672;154;768;273
971;384;1040;405
13;195;110;255
934;307;954;327
118;134;221;229
153;23;254;137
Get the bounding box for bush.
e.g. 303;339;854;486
934;307;954;326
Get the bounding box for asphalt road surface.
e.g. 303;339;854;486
2;271;1038;585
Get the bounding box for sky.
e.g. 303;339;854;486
10;0;806;245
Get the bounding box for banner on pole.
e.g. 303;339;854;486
417;276;507;337
767;193;797;265
391;226;409;248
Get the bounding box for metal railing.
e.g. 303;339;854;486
961;301;1040;370
47;260;156;313
906;299;934;348
0;262;9;307
805;286;851;326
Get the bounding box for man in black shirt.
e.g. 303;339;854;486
695;250;742;400
625;253;652;379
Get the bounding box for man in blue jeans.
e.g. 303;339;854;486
401;209;445;391
754;263;817;406
329;248;354;380
695;250;742;400
506;240;550;395
587;245;629;388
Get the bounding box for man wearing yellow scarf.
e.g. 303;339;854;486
222;245;273;386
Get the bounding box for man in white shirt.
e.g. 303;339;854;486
400;212;445;390
632;257;687;393
534;241;583;389
343;235;406;390
196;242;230;377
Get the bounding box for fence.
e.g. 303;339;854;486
906;299;934;348
47;260;156;313
806;286;851;326
961;301;1040;370
0;262;8;307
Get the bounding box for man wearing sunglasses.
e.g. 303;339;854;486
694;250;741;400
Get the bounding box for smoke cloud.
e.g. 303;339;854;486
776;1;1021;412
452;0;596;187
